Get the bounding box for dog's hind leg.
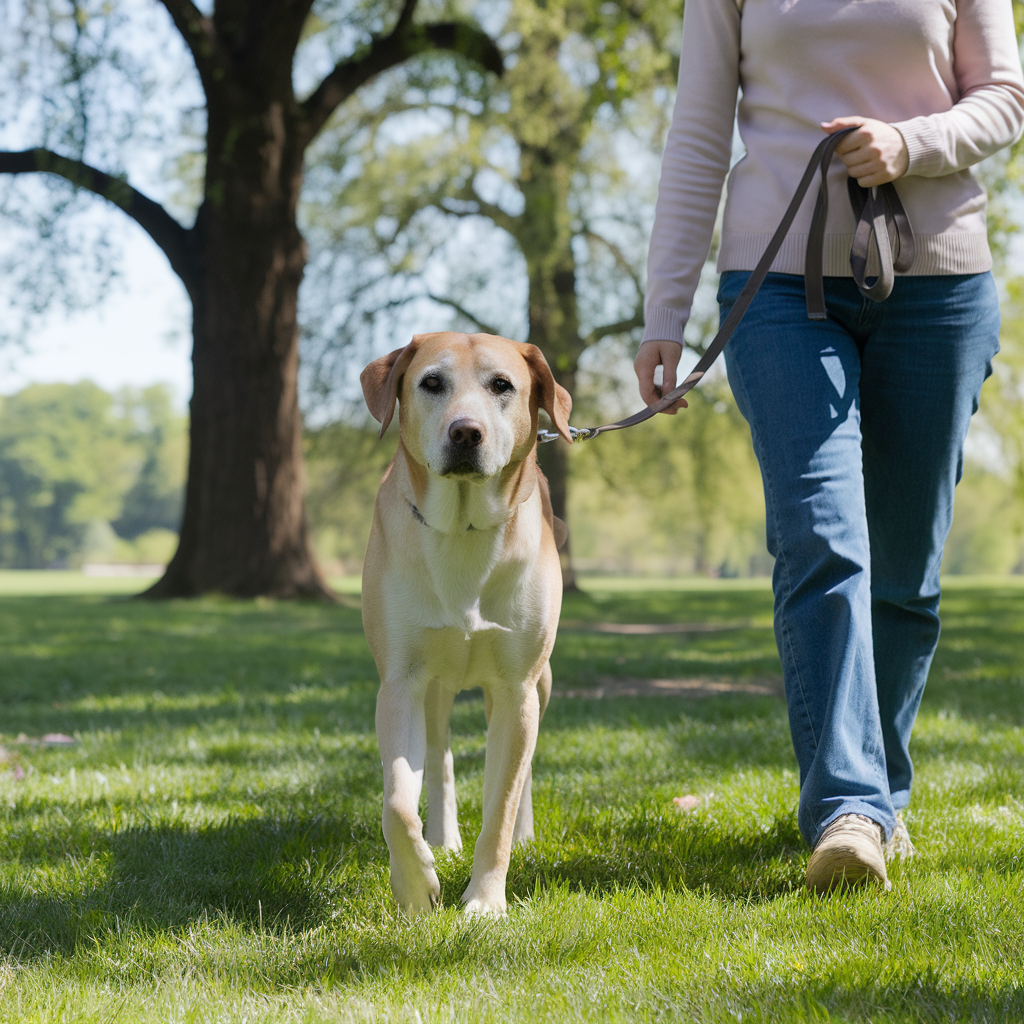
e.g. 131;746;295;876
424;679;462;851
513;661;551;844
512;763;535;845
462;680;541;917
376;681;441;916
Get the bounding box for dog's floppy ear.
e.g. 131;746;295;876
522;344;573;444
360;338;421;439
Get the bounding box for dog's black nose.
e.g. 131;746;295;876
448;419;484;447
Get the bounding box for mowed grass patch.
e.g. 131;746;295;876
0;581;1020;1022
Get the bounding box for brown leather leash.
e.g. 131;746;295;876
538;126;915;444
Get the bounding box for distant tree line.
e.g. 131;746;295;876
0;383;185;569
3;365;1021;577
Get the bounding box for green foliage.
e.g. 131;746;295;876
946;467;1024;575
946;277;1024;575
0;383;185;568
0;580;1022;1020
569;380;768;576
984;280;1024;503
304;421;398;572
303;0;679;381
980;11;1024;264
111;387;188;541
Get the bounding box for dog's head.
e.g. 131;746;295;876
361;332;572;479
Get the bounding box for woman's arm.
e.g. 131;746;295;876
891;0;1024;177
637;0;740;407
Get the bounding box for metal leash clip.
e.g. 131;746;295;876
537;425;600;444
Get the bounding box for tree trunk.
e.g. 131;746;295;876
144;92;332;600
536;418;577;590
519;153;584;590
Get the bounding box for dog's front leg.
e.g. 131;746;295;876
376;682;441;916
462;681;540;917
424;679;462;851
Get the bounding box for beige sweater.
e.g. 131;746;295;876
644;0;1024;345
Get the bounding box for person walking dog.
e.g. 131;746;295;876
635;0;1024;892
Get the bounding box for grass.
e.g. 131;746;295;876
0;578;1022;1022
0;571;364;597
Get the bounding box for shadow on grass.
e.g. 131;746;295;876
427;809;808;910
0;809;803;964
3;590;1022;740
0;813;384;961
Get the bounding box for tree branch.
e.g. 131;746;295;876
0;148;197;297
426;292;500;336
437;180;520;235
299;5;503;148
155;0;225;89
583;228;643;297
585;311;645;346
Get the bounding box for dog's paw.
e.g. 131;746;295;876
462;898;506;919
390;859;441;917
461;888;507;919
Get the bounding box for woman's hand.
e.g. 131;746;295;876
634;339;688;414
821;117;909;187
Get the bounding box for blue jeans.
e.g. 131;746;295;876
719;271;1000;848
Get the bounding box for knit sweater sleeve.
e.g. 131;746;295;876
892;0;1024;177
643;0;740;345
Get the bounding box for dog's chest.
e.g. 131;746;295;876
420;527;507;622
391;529;548;690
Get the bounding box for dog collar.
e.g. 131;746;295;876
407;499;476;532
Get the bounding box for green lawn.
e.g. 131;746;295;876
0;578;1022;1022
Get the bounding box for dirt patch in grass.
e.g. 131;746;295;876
561;621;743;634
555;675;784;699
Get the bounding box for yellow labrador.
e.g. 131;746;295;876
360;331;572;917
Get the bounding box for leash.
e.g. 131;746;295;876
538;126;915;444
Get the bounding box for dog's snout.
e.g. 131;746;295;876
448;419;484;448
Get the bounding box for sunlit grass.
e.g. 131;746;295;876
0;570;365;597
0;580;1022;1021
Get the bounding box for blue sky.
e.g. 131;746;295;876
0;223;193;409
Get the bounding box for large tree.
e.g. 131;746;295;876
302;0;679;587
0;0;500;597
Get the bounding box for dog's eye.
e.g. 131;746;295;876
490;377;514;395
419;375;444;394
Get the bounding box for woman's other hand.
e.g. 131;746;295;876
821;117;910;187
634;340;688;414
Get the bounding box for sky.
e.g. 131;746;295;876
0;223;194;409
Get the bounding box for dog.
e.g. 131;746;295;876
360;331;572;917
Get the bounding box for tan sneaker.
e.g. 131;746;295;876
884;813;916;862
806;814;890;894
